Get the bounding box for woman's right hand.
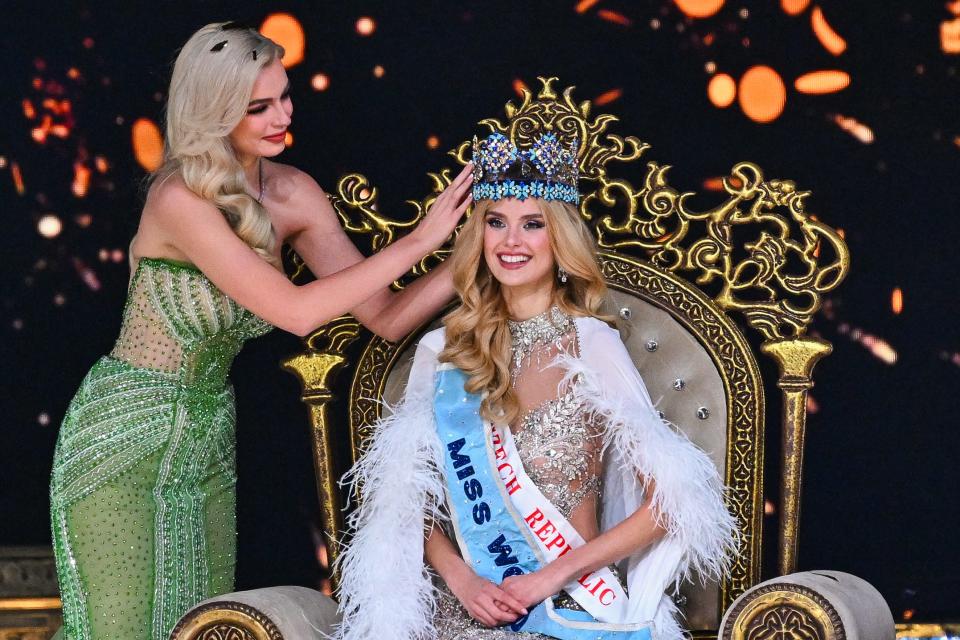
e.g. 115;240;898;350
410;163;474;251
447;568;528;628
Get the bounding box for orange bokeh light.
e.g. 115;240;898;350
311;73;330;91
795;70;850;94
811;7;847;56
781;0;810;15
707;73;736;107
674;0;725;19
891;288;903;315
132;118;163;172
356;17;376;36
738;66;786;123
72;162;91;198
942;17;960;53
373;64;385;78
260;13;305;68
426;135;440;150
575;0;601;13
284;131;294;146
594;88;623;106
513;78;529;97
598;9;632;26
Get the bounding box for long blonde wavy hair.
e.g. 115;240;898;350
153;22;284;268
439;198;612;425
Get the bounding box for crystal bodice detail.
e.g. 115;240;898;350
110;257;272;389
507;308;600;519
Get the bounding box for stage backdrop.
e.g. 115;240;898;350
1;0;958;623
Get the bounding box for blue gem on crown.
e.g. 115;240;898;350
471;132;579;203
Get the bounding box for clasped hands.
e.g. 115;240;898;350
448;565;563;628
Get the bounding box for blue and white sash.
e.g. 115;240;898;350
434;367;652;639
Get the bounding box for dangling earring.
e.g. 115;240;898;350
558;267;568;284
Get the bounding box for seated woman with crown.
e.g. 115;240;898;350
335;133;739;640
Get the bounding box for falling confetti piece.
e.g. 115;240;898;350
38;214;62;238
830;114;874;144
764;500;776;515
891;288;903;315
132;118;163;172
781;0;810;16
949;1;960;16
594;88;622;106
512;78;529;97
284;131;294;146
11;162;25;194
23;99;36;119
738;66;786;123
575;0;602;13
811;6;847;56
260;13;305;68
426;135;440;150
598;9;632;26
708;73;736;107
795;70;850;94
38;412;51;426
72;161;91;198
373;64;385;78
674;0;725;18
355;16;376;36
806;394;819;414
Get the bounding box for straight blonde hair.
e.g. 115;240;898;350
440;198;611;424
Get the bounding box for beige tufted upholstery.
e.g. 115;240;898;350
382;288;728;630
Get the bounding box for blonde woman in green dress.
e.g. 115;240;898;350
49;22;471;640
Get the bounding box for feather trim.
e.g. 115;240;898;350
563;318;739;590
334;334;448;640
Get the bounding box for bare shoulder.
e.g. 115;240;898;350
143;173;220;222
264;160;335;236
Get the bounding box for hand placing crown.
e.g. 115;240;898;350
471;132;580;203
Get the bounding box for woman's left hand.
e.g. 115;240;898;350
500;570;563;610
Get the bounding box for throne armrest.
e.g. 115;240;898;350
170;586;340;640
719;571;894;640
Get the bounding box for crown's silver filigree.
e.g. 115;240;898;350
472;132;579;203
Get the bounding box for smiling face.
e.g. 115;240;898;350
228;57;293;163
482;197;556;295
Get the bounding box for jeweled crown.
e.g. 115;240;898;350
472;132;580;203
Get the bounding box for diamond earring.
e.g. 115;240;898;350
558;267;568;284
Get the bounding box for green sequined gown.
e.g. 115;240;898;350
50;257;272;640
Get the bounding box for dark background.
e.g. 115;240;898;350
2;0;958;623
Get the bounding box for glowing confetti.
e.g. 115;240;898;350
598;9;632;26
594;88;623;106
949;0;960;15
811;6;847;56
311;73;330;91
94;156;109;173
707;73;736;107
426;135;440;150
23;99;36;119
738;66;786;123
38;214;63;238
373;64;385;78
837;323;898;365
831;114;874;144
72;258;101;291
67;67;80;80
131;118;163;172
284;131;294;146
575;0;602;13
38;412;51;426
781;0;810;16
891;288;903;315
260;13;306;68
356;17;376;36
75;213;92;228
702;175;744;191
806;394;820;414
11;162;25;195
674;0;725;18
764;500;776;515
72;161;91;198
795;70;850;94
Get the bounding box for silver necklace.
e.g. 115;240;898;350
507;306;574;377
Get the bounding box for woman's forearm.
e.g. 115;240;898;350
425;523;471;586
541;500;667;588
370;260;455;340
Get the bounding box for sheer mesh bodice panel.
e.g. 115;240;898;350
51;257;272;640
110;257;272;386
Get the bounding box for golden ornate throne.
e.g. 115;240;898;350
172;78;895;640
